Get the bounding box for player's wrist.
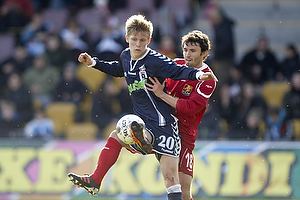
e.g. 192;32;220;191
159;92;167;99
87;58;96;67
196;70;204;81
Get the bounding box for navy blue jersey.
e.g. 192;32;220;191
92;48;199;126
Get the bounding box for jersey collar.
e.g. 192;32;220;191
130;48;150;71
198;63;208;71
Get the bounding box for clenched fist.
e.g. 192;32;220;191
78;52;93;66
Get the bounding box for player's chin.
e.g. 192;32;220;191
186;61;194;68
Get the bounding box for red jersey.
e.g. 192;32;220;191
166;59;216;150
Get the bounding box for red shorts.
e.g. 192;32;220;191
178;144;194;177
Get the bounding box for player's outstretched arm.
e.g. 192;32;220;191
78;52;93;66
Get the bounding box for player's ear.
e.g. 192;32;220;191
147;37;151;45
201;50;208;57
125;35;129;43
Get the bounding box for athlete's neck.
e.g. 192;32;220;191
194;62;204;69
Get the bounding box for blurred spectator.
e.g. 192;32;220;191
0;61;16;91
227;67;245;102
279;44;300;81
54;61;87;105
94;16;124;61
116;78;133;115
227;107;264;140
23;54;59;108
33;0;94;12
197;101;221;140
44;33;71;73
107;0;127;13
2;45;33;74
24;108;54;140
21;11;54;56
53;61;87;121
0;45;32;90
0;100;22;138
206;3;235;84
215;84;238;128
2;73;33;123
229;81;267;134
91;77;120;137
158;35;177;59
238;35;279;85
282;71;300;120
0;0;34;33
32;0;50;10
264;107;292;141
60;16;88;60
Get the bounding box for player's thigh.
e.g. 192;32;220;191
144;130;153;143
179;145;194;177
145;119;181;157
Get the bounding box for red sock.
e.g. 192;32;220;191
91;137;122;185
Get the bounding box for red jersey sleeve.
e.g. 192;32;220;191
176;79;216;114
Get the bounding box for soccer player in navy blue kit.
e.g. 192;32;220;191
68;14;217;200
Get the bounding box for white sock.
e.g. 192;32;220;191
166;184;182;194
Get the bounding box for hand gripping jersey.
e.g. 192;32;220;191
166;59;217;150
92;48;200;127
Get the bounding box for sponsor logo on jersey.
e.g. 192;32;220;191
128;79;147;94
182;84;193;96
127;65;148;95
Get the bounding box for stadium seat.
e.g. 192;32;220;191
76;63;106;92
43;9;69;32
128;0;154;12
164;0;191;18
292;118;300;140
261;81;291;108
66;122;98;140
76;7;103;43
257;120;266;140
0;34;15;64
45;102;76;137
79;93;92;121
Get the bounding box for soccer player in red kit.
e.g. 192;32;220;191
146;30;217;200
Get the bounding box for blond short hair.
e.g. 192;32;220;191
125;14;153;39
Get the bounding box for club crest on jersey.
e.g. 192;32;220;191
182;84;193;96
139;65;147;80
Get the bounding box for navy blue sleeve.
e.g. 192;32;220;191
92;52;124;77
156;56;198;80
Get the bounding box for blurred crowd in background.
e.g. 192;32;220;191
0;0;299;141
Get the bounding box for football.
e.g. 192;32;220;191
116;114;146;144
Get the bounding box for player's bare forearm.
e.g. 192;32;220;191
159;92;177;108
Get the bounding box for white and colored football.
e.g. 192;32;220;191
116;114;145;144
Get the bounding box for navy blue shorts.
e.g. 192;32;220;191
131;117;181;157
